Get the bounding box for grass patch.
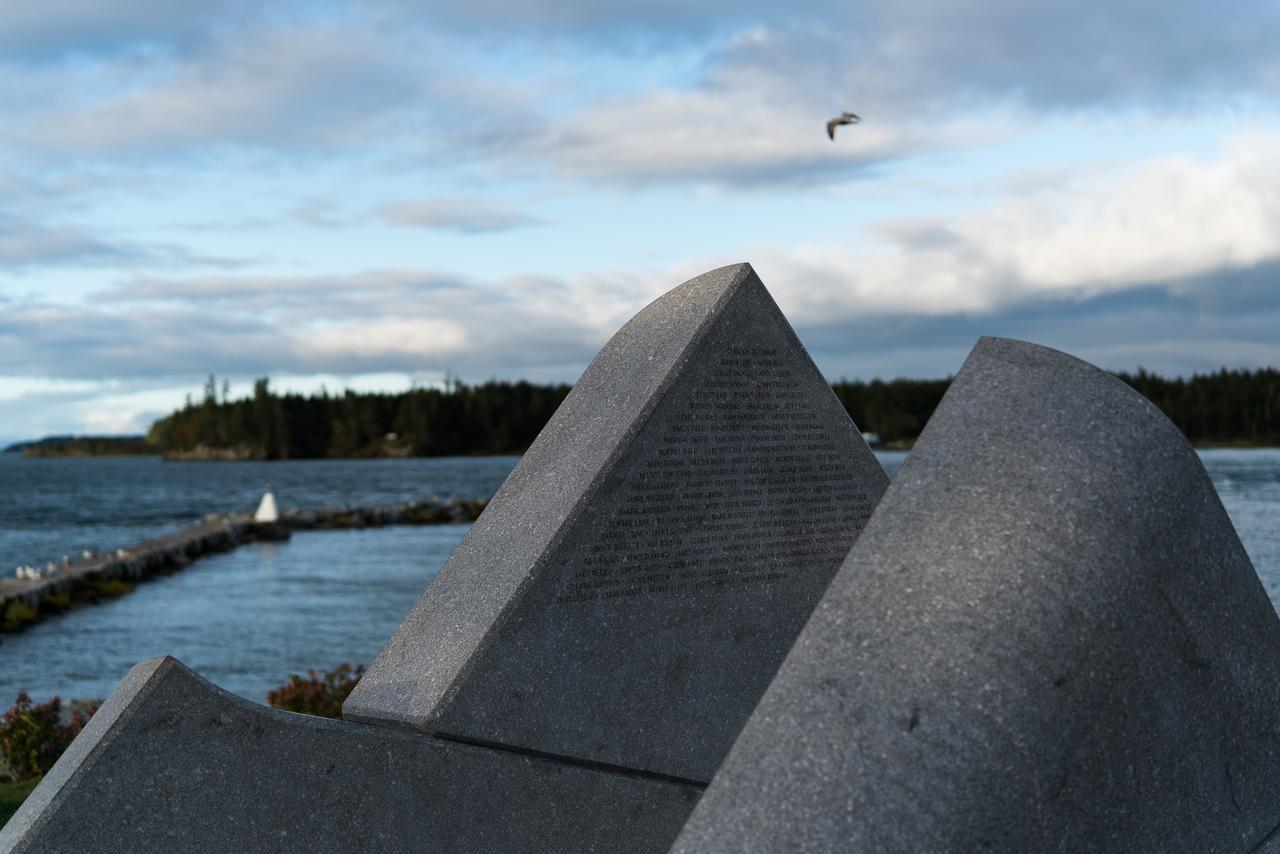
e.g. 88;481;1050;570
1;600;38;632
86;578;134;600
0;776;41;827
40;591;71;612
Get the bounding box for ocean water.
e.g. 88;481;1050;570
0;454;519;571
0;449;1277;704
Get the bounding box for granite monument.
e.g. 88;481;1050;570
1;263;888;851
344;262;887;783
0;657;698;853
672;338;1280;853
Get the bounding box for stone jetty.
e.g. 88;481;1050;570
0;495;487;634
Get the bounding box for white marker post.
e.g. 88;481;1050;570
254;490;279;523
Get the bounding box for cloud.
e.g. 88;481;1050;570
739;133;1280;325
462;3;1280;187
514;84;920;187
290;201;350;230
793;275;1280;382
0;376;206;440
0;0;256;62
303;318;467;360
437;20;993;188
376;198;547;233
99;270;466;304
9;2;1278;190
0;215;249;273
0;218;131;268
27;23;420;157
853;0;1280;110
443;23;934;188
367;0;822;44
6;132;1278;385
5;268;617;382
1;2;1277;444
400;0;1280;108
4;263;1277;426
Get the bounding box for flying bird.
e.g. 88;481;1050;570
827;112;861;140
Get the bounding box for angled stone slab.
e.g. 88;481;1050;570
674;338;1280;853
344;263;888;783
0;656;699;854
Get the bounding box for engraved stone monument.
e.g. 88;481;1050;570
345;262;888;783
673;338;1280;853
1;263;888;852
0;658;699;853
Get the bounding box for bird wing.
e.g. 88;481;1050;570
826;119;837;140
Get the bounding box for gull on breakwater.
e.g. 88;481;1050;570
1;493;489;634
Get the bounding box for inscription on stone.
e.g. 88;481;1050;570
672;337;1280;853
558;344;875;605
344;263;889;783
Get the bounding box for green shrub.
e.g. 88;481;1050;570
0;693;96;781
1;600;38;631
91;578;134;598
41;591;72;612
0;776;42;826
266;664;363;719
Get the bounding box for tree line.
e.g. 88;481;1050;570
833;368;1280;446
147;377;573;459
1115;368;1280;447
142;366;1279;460
4;435;152;456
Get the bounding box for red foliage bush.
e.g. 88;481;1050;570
0;692;97;781
266;664;363;719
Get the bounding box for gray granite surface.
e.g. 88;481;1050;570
344;263;887;783
672;337;1280;853
0;656;700;854
1257;826;1280;854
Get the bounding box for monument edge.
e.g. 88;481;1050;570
0;656;176;852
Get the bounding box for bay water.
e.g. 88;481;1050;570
1;449;1277;704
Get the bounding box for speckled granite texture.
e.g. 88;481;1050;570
345;263;887;783
673;338;1280;853
0;657;700;854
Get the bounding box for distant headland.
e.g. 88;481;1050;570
3;435;155;457
7;367;1279;459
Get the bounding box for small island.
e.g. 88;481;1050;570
4;436;156;458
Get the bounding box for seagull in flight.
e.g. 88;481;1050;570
827;112;861;140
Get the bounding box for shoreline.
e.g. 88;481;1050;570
8;441;1280;459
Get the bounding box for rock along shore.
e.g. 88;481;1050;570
0;496;488;634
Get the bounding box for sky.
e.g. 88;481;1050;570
2;1;1280;441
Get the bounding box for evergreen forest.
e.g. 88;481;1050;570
131;367;1280;460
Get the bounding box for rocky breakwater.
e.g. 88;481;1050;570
278;496;488;531
0;520;251;633
1;495;487;634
